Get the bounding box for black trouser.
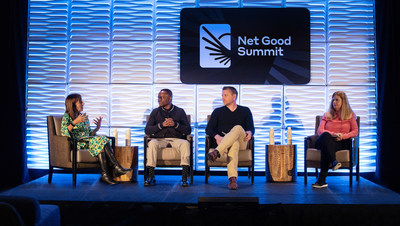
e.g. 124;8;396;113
316;132;351;172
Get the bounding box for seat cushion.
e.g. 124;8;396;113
70;149;98;163
208;148;252;162
306;148;350;162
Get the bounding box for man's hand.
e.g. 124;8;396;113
214;134;223;145
244;131;252;142
162;118;175;127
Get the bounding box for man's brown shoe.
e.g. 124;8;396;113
207;149;220;162
228;177;238;190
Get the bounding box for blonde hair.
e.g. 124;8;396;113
326;91;354;120
65;93;82;120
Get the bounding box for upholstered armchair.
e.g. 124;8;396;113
304;116;360;186
205;116;255;184
47;115;115;187
143;115;194;184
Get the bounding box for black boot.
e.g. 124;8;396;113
312;172;328;188
104;143;132;177
144;166;156;186
98;152;117;185
181;165;189;187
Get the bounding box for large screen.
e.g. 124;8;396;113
180;8;310;84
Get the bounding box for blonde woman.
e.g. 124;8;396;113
61;93;131;185
312;91;359;188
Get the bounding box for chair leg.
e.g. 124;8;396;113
350;167;353;187
304;166;307;185
190;165;193;184
72;140;77;188
73;171;76;188
205;166;209;184
315;168;319;179
72;158;77;187
251;166;254;184
48;166;53;183
356;162;360;182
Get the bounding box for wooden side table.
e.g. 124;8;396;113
266;144;297;182
113;146;138;182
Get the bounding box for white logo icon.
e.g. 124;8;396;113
200;24;231;68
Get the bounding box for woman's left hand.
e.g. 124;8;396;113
334;133;343;141
94;116;103;130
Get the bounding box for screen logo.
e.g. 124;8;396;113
199;24;231;68
180;8;310;84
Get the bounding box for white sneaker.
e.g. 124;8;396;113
312;181;328;188
332;161;342;171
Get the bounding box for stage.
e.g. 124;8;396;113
1;174;399;225
2;174;400;205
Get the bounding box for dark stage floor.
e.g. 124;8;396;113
2;175;400;225
1;174;399;205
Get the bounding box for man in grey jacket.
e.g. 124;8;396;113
144;89;191;187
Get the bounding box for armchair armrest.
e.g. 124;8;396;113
107;136;115;149
205;135;211;151
49;135;71;165
304;134;319;149
351;135;360;166
144;135;151;147
52;135;70;148
248;136;254;150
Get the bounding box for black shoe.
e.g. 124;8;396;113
312;172;328;188
181;180;189;187
312;181;328;188
113;165;132;177
104;143;132;177
332;161;342;171
144;177;156;187
98;152;117;185
100;174;117;185
181;165;189;187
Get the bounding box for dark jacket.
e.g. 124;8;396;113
145;105;191;138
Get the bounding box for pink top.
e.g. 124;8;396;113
317;112;359;140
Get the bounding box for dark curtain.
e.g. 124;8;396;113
376;0;400;192
2;0;28;190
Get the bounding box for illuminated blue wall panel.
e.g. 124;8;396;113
27;0;377;173
28;0;68;41
112;0;154;41
70;0;111;41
